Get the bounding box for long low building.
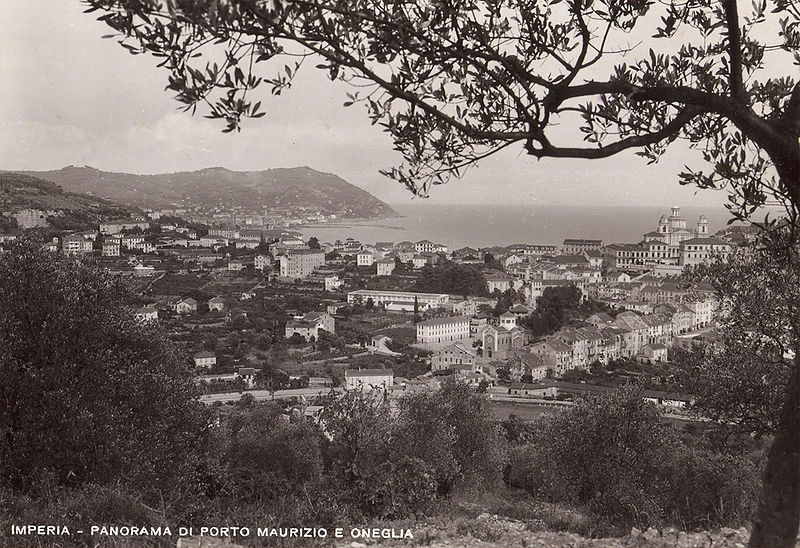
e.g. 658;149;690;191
347;290;449;312
416;315;471;344
344;368;394;391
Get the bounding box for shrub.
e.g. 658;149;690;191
0;241;209;496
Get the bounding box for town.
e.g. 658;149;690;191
1;204;751;418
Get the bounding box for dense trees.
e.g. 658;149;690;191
414;261;488;297
521;285;581;336
676;232;797;436
0;240;209;494
319;380;506;518
508;386;763;532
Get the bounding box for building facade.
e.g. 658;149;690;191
416;316;471;344
278;249;325;278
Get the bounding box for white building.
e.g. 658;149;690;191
416;316;471;344
376;258;396;276
285;312;335;340
193;351;217;369
679;238;732;266
208;297;225;312
134;305;158;322
102;242;120;257
278;249;325;278
254;254;271;271
61;235;93;255
325;275;344;291
344;368;394;391
357;250;375;266
347;290;449;312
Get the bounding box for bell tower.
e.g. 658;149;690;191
697;215;708;236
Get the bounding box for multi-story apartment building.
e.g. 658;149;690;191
416;316;471;344
278;249;325;278
679;237;732;266
62;234;93;254
563;238;604;254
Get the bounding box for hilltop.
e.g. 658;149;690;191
0;172;137;231
11;165;399;219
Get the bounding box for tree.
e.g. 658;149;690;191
307;236;321;250
202;333;218;352
513;385;670;523
0;240;208;494
85;2;800;544
394;380;507;495
414;261;489;296
674;228;798;436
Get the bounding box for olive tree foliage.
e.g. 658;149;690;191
317;381;506;519
0;240;210;494
674;229;798;437
507;385;762;531
86;0;799;221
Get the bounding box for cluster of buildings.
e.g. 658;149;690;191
5;204;752;401
604;207;735;273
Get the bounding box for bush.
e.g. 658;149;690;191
506;384;766;533
0;240;209;496
214;402;324;503
661;444;763;530
394;380;508;495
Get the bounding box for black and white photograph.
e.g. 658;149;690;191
0;1;798;547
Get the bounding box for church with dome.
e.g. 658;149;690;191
640;206;709;264
605;206;731;271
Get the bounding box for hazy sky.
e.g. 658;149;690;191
1;0;731;207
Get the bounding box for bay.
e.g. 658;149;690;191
297;203;763;250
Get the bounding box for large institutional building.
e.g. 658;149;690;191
347;290;449;312
278;249;325;278
641;206;709;262
416;316;471;345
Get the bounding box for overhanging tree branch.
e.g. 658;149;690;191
527;107;700;159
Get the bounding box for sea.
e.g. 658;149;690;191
297;203;770;250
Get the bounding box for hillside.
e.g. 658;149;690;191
0;172;137;231
11;165;399;219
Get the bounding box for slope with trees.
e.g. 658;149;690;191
0;240;209;495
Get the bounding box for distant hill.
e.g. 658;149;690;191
11;165;399;219
0;172;138;231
